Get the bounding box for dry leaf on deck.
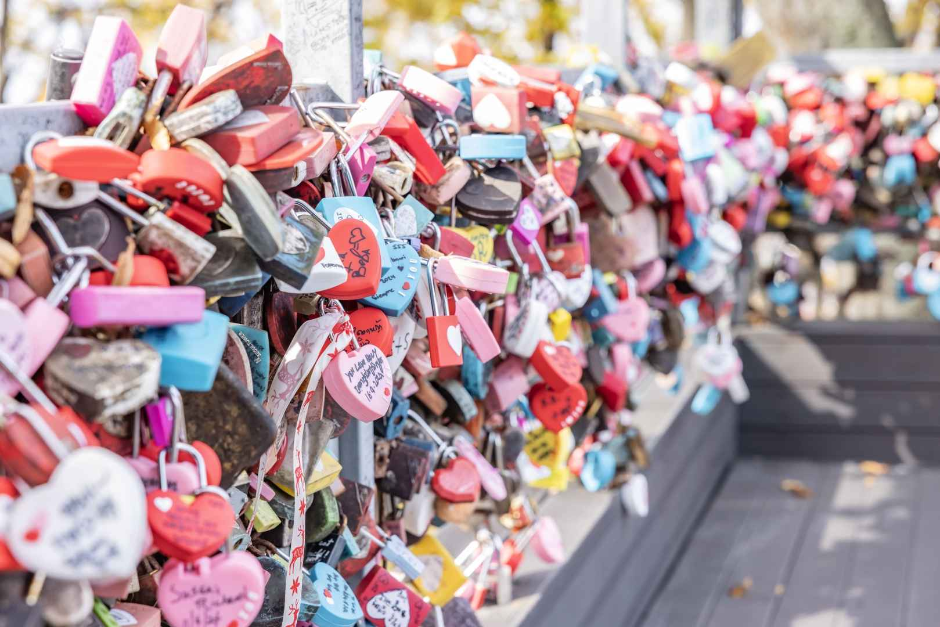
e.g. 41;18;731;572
111;237;136;286
781;479;813;499
728;577;753;598
859;461;889;476
11;165;34;246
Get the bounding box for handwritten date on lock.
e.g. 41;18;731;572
164;581;258;626
49;479;122;571
344;350;388;403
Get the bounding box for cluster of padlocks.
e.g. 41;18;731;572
6;5;940;627
736;62;940;319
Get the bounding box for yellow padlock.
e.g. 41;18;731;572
548;308;572;342
450;224;494;263
271;449;342;497
767;209;791;230
543;124;581;161
899;72;936;106
408;532;467;606
244;499;281;533
524;427;573;491
876;75;900;101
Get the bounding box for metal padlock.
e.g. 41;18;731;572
93;87;148;149
25;132;99;210
256;211;321;289
224;164;284;261
375;439;433;500
189;232;264;297
163;89;243;143
456;165;522;225
97;189;216;283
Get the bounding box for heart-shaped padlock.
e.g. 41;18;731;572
530;341;583;390
147;488;233;563
431;457;481;503
158;551;266;627
456;165;522;225
349;307;394;357
319;218;382;300
529;381;587;433
323;343;393;423
359;240;420;316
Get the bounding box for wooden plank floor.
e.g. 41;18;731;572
638;458;939;627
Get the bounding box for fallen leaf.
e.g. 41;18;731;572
774;584;786;596
781;479;813;499
728;577;753;598
111;237;136;286
11;165;34;246
859;461;889;476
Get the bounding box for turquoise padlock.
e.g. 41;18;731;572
852;227;877;262
591;326;617;349
459;134;526;161
632;336;651;359
461;343;492;400
437;67;472;104
311;562;363;627
883;154;916;189
766;279;800;305
581;448;616;492
229;323;270;404
678;297;700;328
928;290;940;320
315;196;392;273
675;113;716;162
392;195;435;238
677;237;712;273
691;382;723;415
358;240;420;316
0;174;15;220
582;269;619;322
141;310;229;392
375;388;409;439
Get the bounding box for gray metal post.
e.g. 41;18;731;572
580;0;627;67
280;0;373;489
694;0;737;49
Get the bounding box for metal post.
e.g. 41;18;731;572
280;0;373;490
694;0;736;49
580;0;627;67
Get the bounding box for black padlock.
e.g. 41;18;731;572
190;233;264;298
336;478;375;536
44;200;131;268
257;212;323;290
304;527;347;570
456;165;521;225
375;439;433;501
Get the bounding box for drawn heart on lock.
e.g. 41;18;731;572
530;341;583;390
8;447;148;581
0;479;21;571
320;218;382;300
360;241;420;317
125;456;201;495
0;300;30;393
158;552;265;627
394;203;418;237
349;307;393;357
323;344;392;423
431;457;481;503
529;381;588;433
366;589;412;627
146;489;234;563
312;562;364;625
54;208;111;252
473;93;512;130
602;298;651;343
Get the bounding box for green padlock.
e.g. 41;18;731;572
306;487;341;543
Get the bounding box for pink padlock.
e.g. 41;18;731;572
828;179;857;212
202;106;301;166
155;4;208;92
486;356;529;411
602;275;650;343
454;296;500;363
453;435;507;500
681;175;709;215
620;160;654;205
471;85;527;134
435;257;510;294
883;134;914;156
70;16;143;125
397;65;464;115
346;90;404;140
509;198;543;246
69;286;206;328
145;397;173;448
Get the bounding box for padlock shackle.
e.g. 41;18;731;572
96;190;150;228
407;409;447;450
292;199;332;232
35;207;119;274
0;346;59;416
503;230;530;281
45;255;89;308
0;400;71;462
23;130;63;171
167;386;186;464
158;441;207;492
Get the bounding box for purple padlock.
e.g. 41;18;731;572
145;396;173;448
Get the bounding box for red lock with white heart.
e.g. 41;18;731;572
356;565;431;627
425;262;463;368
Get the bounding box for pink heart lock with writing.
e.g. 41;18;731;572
602;275;650;343
324;341;393;423
452;435;507;501
158;552;265;627
454;296;500;363
126;455;201;496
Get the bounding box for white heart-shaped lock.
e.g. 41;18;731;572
473;93;512;130
708;220;742;264
388;312;417;372
503;299;549;358
564;265;594;310
688;261;728;295
367;589;412;627
9;447;147;581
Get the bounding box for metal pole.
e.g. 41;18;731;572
580;0;627;67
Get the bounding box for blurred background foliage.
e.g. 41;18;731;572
0;0;938;104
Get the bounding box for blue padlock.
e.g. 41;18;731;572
437;67;472;104
582;269;619;323
691;382;723;415
928;290;940;320
230;323;270;404
677;237;712;273
766;279;800;305
315;196;392;273
581;448;616;492
310;562;363;627
0;174;15;220
666;364;683;395
591;326;617;349
645;167;668;202
375;388;409;439
661;109;681;128
678;297;700;328
852;227;877;262
141;310;229;392
218;272;270;317
392;195;435;238
883;153;916;189
359;240;420;316
632;335;651;359
675;113;716;162
459;134;527;161
461;343;492;400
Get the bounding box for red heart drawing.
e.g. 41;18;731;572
147;490;234;563
349;307;393;357
320;218;381;300
529;341;583;390
529;381;588;433
431;457;481;503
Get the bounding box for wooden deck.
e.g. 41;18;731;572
638;458;940;627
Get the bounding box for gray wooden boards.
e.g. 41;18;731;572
640;460;934;627
737;322;940;464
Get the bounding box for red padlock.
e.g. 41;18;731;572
131;148;225;212
32;137;141;183
382;110;447;185
425;262;463;368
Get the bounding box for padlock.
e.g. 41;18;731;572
93;88;148;149
458;134;527;161
97;189;216;283
471;85;527;134
140;309;228;392
189;233;264;297
456;165;522;225
70;16;142;125
356;565;431;627
163;89;244;143
248;128;337;192
130;147;224;211
382;110;447;185
180;41;291;111
425;260;463;368
25;133;100;210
